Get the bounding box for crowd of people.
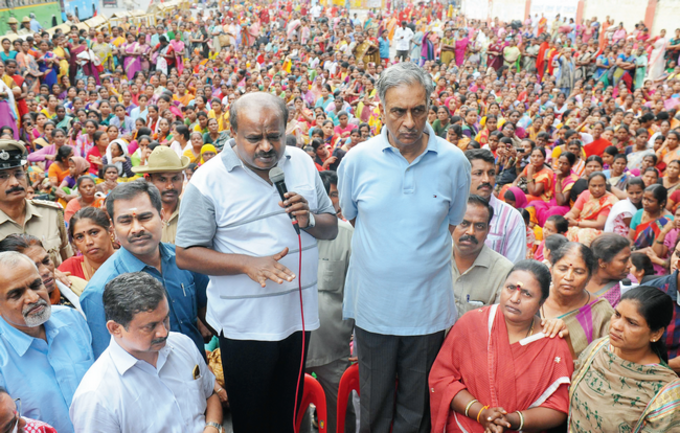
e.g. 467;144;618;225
2;0;680;432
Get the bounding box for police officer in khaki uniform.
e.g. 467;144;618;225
132;146;190;244
5;17;18;36
0;140;72;266
17;17;31;36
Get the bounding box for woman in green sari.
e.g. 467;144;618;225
569;286;680;433
635;46;649;90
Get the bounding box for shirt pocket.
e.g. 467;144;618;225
181;375;208;422
317;259;345;295
290;185;318;214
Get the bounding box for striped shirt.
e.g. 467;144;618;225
487;194;527;263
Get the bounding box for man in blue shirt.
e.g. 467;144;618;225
81;181;209;359
337;62;471;432
0;251;93;433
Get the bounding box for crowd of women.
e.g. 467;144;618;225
3;0;680;431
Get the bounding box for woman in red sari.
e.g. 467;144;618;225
430;260;573;433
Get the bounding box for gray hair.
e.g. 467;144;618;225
229;92;288;133
0;251;37;272
377;62;434;108
105;179;162;220
103;272;167;329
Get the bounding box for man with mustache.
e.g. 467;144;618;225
452;195;513;317
81;181;210;360
133;146;190;244
71;272;223;432
0;251;93;433
175;92;338;432
465;149;527;263
0;140;73;266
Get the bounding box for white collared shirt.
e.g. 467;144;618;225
70;332;215;433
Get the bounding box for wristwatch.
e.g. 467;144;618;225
206;421;223;433
304;212;316;230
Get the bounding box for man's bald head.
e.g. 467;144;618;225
229;92;288;133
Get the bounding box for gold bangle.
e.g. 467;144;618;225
515;410;525;431
477;405;489;424
464;399;478;418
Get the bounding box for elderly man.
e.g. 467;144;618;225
176;92;338;432
132;146;189;244
0;387;58;432
465;149;526;262
337;62;471;432
71;273;223;433
80;181;208;359
452;195;513;316
0;140;72;266
0;251;93;433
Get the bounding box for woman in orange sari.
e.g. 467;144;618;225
512;147;554;202
474;114;497;147
565;172;619;246
430;260;573;433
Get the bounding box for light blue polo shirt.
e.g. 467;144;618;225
338;123;471;336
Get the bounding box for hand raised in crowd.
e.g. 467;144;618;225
243;247;295;288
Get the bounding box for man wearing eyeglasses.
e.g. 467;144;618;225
0;389;57;433
0;141;72;266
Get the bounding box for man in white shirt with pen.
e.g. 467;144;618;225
70;272;223;433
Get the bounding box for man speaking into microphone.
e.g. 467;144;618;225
176;92;338;433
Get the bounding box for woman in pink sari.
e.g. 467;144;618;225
454;32;469;67
170;32;185;75
137;34;151;72
121;33;141;80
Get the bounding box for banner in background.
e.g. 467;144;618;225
529;0;578;22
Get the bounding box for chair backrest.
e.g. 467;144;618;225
295;373;328;433
336;363;360;433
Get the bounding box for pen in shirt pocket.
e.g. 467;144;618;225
182;283;186;297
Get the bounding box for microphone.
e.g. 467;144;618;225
269;166;300;235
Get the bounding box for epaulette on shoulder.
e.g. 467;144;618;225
30;199;64;210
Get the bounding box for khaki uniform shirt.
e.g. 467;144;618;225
0;199;73;266
17;28;30;36
4;30;18;36
453;244;513;317
161;200;179;244
306;219;354;368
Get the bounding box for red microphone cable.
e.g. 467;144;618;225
293;230;305;432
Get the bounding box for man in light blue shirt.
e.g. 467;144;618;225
81;181;209;359
29;14;42;33
0;251;93;433
337;62;471;432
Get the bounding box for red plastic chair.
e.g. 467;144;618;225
336;363;360;433
296;373;328;433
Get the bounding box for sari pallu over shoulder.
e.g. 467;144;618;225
569;337;680;433
429;305;573;433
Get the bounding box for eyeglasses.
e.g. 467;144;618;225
3;398;20;433
0;169;25;182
